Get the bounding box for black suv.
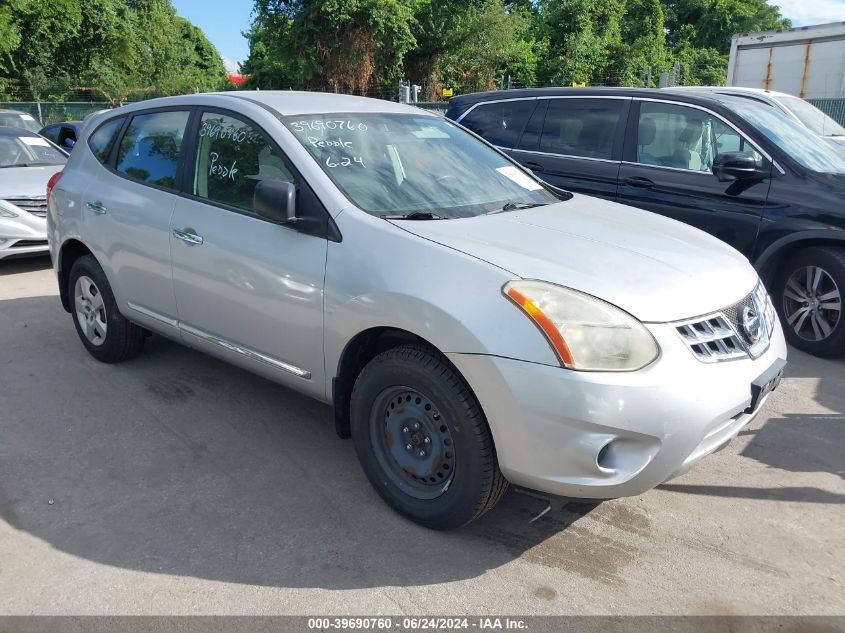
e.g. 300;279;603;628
446;87;845;358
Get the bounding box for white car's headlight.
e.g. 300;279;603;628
0;206;19;218
503;280;659;371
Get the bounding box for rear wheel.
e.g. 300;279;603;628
774;246;844;358
350;345;507;529
69;255;145;363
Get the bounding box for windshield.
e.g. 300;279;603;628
283;113;558;218
734;100;845;174
774;95;845;137
0;112;42;134
0;134;67;168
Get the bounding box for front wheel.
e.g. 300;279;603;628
350;345;508;529
774;246;845;358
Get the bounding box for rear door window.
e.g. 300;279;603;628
539;98;624;159
460;100;535;148
115;111;190;188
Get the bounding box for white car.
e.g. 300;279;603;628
0;127;67;260
668;86;845;148
48;92;787;528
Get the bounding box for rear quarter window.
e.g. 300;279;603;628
460;100;535;148
88;117;125;164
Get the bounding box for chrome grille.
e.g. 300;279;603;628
4;197;47;217
676;314;748;362
675;281;775;363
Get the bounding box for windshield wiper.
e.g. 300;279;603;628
381;211;445;220
487;201;546;215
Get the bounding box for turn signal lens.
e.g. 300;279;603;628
503;280;659;371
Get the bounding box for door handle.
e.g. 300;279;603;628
624;176;655;189
86;201;107;215
523;162;545;173
172;228;204;246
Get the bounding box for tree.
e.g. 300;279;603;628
406;0;537;97
664;0;790;53
243;0;419;93
0;0;227;101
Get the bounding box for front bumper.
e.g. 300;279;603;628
0;215;48;260
447;320;787;499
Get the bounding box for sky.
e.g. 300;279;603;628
172;0;845;72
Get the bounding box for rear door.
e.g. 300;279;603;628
169;108;329;398
616;99;771;257
83;109;190;337
510;97;628;200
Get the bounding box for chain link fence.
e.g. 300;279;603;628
808;99;845;127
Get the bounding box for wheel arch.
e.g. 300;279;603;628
331;327;482;440
754;230;845;286
57;238;96;312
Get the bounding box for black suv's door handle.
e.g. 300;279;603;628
624;176;655;189
523;162;545;173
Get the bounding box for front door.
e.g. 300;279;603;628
169;110;328;398
616;100;771;258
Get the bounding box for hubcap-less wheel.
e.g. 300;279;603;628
370;386;455;500
74;275;108;346
783;265;841;342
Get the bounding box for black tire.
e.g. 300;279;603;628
350;344;508;530
773;246;845;358
68;255;145;363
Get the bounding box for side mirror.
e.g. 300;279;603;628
712;152;763;182
254;179;296;223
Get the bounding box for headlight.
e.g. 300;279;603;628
503;280;659;371
0;206;19;218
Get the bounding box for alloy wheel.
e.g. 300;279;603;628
782;265;841;342
74;275;108;346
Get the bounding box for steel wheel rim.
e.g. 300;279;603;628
783;265;841;342
74;275;108;346
369;386;455;500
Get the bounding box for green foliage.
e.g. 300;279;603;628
0;0;227;103
244;0;420;92
665;0;790;52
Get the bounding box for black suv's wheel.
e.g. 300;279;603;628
350;345;508;529
68;255;145;363
774;246;844;358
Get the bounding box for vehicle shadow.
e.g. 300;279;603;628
661;348;845;504
0;293;604;590
0;255;52;276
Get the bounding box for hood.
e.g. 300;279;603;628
391;195;758;323
0;165;63;199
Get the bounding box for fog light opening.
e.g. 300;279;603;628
597;440;615;472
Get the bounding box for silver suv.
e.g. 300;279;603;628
48;92;787;529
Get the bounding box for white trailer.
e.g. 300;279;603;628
727;22;845;99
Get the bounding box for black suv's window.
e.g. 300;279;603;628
539;98;623;160
40;125;61;145
193;111;297;214
88;118;124;163
460;100;535;148
636;102;761;172
116;111;189;188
